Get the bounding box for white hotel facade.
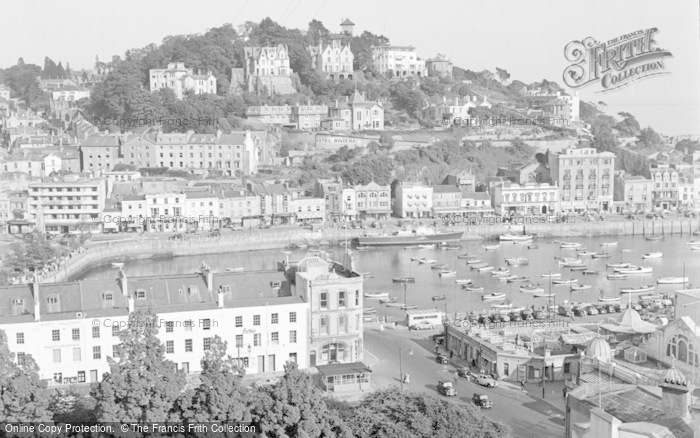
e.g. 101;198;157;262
1;254;362;386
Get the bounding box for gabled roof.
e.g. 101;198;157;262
81;135;120;147
340;19;355;26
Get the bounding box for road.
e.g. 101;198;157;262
363;325;565;438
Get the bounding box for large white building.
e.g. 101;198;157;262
548;148;615;213
393;181;433;218
149;62;217;99
1;253;365;385
492;182;560;216
371;45;426;78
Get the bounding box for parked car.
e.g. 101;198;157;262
437;380;457;396
432;334;445;344
436;353;449;364
474;374;497;388
457;367;471;378
472;393;493;408
169;233;184;241
210;229;221;237
410;321;436;331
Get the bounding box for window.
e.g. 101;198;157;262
254;334;261;346
271;332;279;345
564;363;571;374
253;315;261;326
355;290;360;306
16;333;24;344
289;352;297;364
202;319;211;330
184;320;193;331
74;347;84;362
77;371;85;383
235;316;243;327
52;329;60;342
166;321;174;333
17;352;26;366
166;341;174;354
93;346;101;360
320;317;329;335
92;326;100;339
338;315;347;333
203;337;212;351
72;328;80;341
53;349;62;363
112;325;119;337
320;292;328;309
271;313;279;324
236;335;243;348
290;312;297;323
112;345;120;358
290;330;297;344
185;339;193;352
338;291;346;308
136;289;146;299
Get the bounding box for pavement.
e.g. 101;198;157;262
362;322;566;438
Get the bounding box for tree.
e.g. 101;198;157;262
495;67;511;85
0;330;52;421
675;139;700;155
367;141;380;154
50;388;97;423
637;127;663;150
249;362;352;438
5;232;58;273
379;132;395;150
307;19;330;46
177;336;249;424
350;31;390;71
327;145;360;163
346;388;512;438
92;310;186;422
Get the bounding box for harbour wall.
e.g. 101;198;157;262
36;218;700;284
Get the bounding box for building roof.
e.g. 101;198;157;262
317;362;371;377
432;185;461;194
601;308;658;334
81;135;120;147
340;18;355;26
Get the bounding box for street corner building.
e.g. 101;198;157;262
0;251;364;386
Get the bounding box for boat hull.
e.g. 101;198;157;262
357;232;464;246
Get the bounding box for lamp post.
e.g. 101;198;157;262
399;347;413;390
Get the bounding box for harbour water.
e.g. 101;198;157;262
81;234;700;321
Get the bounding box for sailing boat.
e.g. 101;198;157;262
598;286;620;303
400;282;417;310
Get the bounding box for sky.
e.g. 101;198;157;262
2;0;698;136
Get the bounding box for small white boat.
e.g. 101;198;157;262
418;258;437;264
505;257;529;265
642;252;663;259
577;250;596;256
657;277;689;284
513;238;534;245
645;235;663;241
443;245;461;250
455;279;473;285
363;307;377;314
561;241;582;248
419;244;435;249
431;264;449;270
528;244;539;249
686;241;700;246
281;250;292;255
380;297;398;303
570;284;592;291
520;285;545;293
410;257;421;261
599;296;621;303
600;242;618;247
507;276;529;283
591;252;612;259
476;265;494;272
500;234;534;241
541;272;562;278
226;267;245;272
563;262;585;268
364;292;390;299
386;302;405;307
569;265;587;271
463;285;484;292
534;292;555;298
482;244;501;251
616;266;653;275
621;285;655;293
691;246;700;251
607;274;628;280
499;275;517;282
111;262;124;268
457;253;476;259
482;293;506;301
439;270;458;277
471;262;490;269
607;262;631;269
491;302;514;310
401;305;418;310
553;278;578;285
558;258;583;266
466;259;483;264
432;295;446;301
361;272;375;278
491;268;511;276
582;270;599;275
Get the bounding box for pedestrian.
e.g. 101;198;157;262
521;380;525;391
563;387;567;398
435;344;439;354
450;350;454;359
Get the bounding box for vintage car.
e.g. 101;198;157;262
472;393;493;408
457;367;471;378
474;374;498;388
437;380;457;397
432;334;445;344
436;353;449;364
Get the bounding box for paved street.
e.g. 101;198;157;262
363;324;565;438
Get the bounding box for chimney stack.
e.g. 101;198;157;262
659;368;693;421
32;275;41;322
217;291;225;309
128;296;135;314
119;268;128;297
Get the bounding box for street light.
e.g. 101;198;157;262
399;347;414;390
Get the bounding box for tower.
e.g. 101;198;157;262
340;18;355;36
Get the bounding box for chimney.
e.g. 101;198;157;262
455;97;458;106
119;268;128;297
335;99;338;107
345;96;349;103
659;369;692;421
217;290;225;309
442;96;446;104
128;296;135;314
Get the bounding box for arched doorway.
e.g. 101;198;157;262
541;206;548;214
310;350;317;367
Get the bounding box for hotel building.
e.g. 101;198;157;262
548;148;615;213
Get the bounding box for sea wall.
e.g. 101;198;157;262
37;218;700;284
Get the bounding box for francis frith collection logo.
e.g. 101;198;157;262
563;27;672;93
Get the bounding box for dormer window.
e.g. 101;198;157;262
270;281;281;289
188;286;199;295
12;298;24;308
221;285;231;294
136;289;146;300
47;295;61;312
103;293;113;302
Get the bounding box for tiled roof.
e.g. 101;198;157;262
432;185;460;193
81;135;119;147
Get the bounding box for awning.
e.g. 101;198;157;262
316;362;372;377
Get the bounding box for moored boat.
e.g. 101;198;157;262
505;257;529;265
418;258;437;264
471;262;489;269
112;262;124;268
482;293;506;301
642;252;663;259
534;292;555;298
455;279;473;285
457;253;476;259
553;278;578;285
357;229;464;247
645;235;663;241
466;259;483;264
621;285;655;293
500;233;534;241
541;272;562;278
657;277;689;284
607;274;628;280
476;265;494;272
570;284;592;291
520;285;545;293
419;244;435;249
591;252;612;259
431;264;449;270
482;244;501;251
432;295;446;301
576;250;596;256
499;275;517;282
615;266;653;275
600;242;618;247
528;244;539;249
392;277;416;283
562;262;585;268
513;238;534;245
507;276;529;283
439;270;458;277
583;270;599;275
607;262;631;269
386;302;405;307
363;307;377;314
599;296;621;303
491;268;511;276
560;241;582;248
401;305;418;310
463;285;484;292
380;297;398;303
226;267;244;272
569;265;587;271
364;292;390;299
558;258;583;266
